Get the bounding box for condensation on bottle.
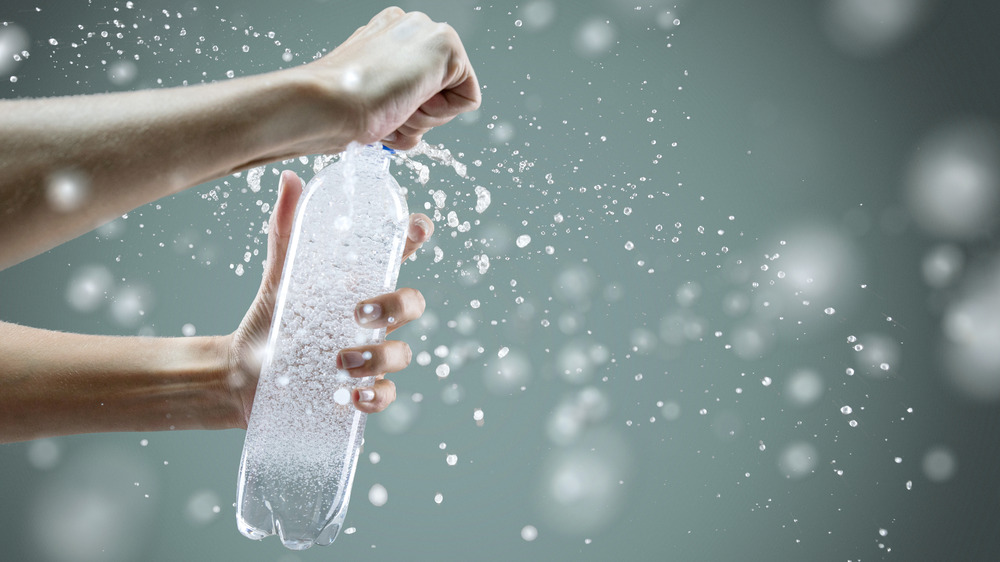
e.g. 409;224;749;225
236;143;408;550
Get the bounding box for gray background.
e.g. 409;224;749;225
2;0;1000;560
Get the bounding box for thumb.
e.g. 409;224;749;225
261;171;303;298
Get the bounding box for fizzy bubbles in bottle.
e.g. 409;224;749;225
236;143;408;550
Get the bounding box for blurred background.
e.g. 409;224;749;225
2;0;1000;560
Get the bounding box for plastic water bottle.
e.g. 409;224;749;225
236;143;408;550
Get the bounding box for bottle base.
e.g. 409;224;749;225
237;514;343;550
278;538;316;551
237;517;271;541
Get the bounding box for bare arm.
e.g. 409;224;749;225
0;7;479;270
0;72;336;269
0;322;236;442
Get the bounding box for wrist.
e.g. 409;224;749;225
237;67;361;168
187;334;246;431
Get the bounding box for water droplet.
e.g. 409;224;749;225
333;388;350;405
368;483;388;507
923;447;957;482
416;351;431;366
474;186;491;213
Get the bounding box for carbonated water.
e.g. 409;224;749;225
236;143;409;550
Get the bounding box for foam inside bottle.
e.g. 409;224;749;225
236;143;408;550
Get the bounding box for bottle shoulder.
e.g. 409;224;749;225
298;155;408;221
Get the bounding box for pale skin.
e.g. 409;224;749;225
0;7;479;443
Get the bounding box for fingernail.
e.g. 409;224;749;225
408;217;430;242
356;302;382;324
358;388;376;403
383;131;397;143
339;350;365;369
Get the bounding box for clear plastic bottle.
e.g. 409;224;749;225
236;143;408;550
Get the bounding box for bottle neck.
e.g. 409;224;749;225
374;145;392;173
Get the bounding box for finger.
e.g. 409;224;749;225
424;28;482;118
442;53;482;111
383;129;423;151
353;378;396;413
261;171;303;293
337;340;412;378
422;78;482;119
423;59;481;120
355;287;425;333
402;213;434;261
400;106;459;132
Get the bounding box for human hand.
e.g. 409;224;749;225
297;7;481;151
226;170;433;427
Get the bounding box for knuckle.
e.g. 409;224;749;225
407;10;430;23
414;289;426;314
383;379;397;403
395;287;423;318
402;342;413;366
440;23;459;41
371;345;390;369
388;290;407;313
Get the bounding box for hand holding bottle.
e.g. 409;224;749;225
225;168;433;428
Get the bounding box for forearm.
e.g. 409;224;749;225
0;68;348;269
0;321;238;443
